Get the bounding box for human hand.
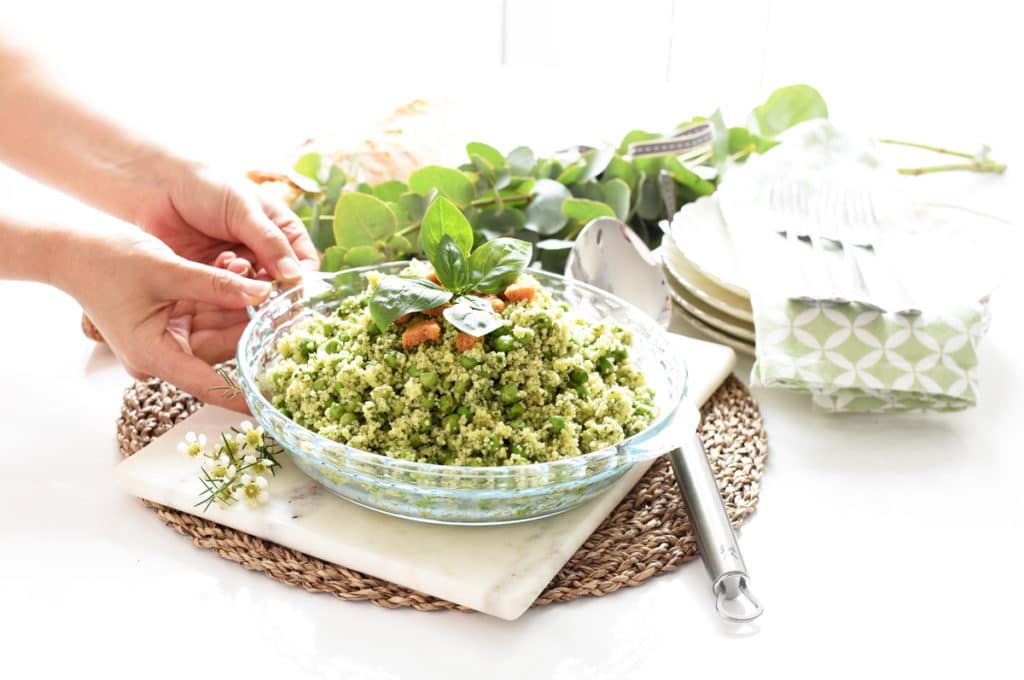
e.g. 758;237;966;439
66;225;273;412
136;161;319;282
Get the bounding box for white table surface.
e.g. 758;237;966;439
2;22;1024;675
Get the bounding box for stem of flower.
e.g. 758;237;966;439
879;138;975;159
897;160;1007;176
470;194;530;209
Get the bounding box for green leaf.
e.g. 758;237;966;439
636;176;661;220
556;161;585;185
308;203;336;251
369;276;453;331
398;192;426;222
617;129;659;155
475;207;526;237
663;157;716;196
373;181;408;203
535;239;575;274
344;246;387;267
433;235;471;291
570;181;605;202
602;155;638;192
524;179;571;236
710;109;730;173
506;146;535;176
420;196;474;262
408;166;476;206
321;246;347;272
578;147;615;182
333;192;396;250
386;234;413;255
748;84;828;138
601;179;631;220
324;165;347;204
293;152;323;182
468;238;532;294
535;159;561;179
356;182;374;194
562;198;615;223
443;296;505;336
466;142;505;168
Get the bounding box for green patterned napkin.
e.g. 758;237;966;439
751;301;989;412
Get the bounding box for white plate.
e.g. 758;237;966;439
671;305;756;357
668;195;749;298
662;238;754;323
664;270;756;342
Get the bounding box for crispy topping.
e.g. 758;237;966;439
402;319;441;349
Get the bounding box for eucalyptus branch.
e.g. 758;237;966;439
879;139;975;159
880;138;1007;176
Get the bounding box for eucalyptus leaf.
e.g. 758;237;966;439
562;198;615;222
578;147;615;182
344;245;387;267
433;235;471;291
308;203;336;252
398;192;426;222
409;165;476;206
535;239;575;274
386;234;413;255
525;179;571;236
636;176;661;220
420;196;474;261
475;207;526;236
443;296;505;336
373;180;407;203
369;276;452;331
466;142;505;168
507;146;535;176
617;129;660;155
293;152;323;182
748;84;828;138
602;155;638;192
710;109;730;173
356;182;374;194
556;161;585;185
570;181;605;202
333;192;396;250
321;246;347;272
601;178;631;220
468;237;531;294
663;157;716;196
324;165;347;204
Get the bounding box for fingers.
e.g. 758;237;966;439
161;259;272;309
190;322;249;364
261;195;320;271
227;191;306;284
191;306;250;331
150;334;251;413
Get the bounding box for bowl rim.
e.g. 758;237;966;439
235;262;688;477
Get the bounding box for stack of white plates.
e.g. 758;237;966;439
661;196;757;356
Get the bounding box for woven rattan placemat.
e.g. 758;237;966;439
117;374;767;612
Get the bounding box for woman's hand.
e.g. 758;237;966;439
64;225;274;412
137;161;319;282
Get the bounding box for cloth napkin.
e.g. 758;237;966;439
716;120;1007;413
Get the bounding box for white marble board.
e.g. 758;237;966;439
116;333;735;620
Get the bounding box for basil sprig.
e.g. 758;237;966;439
369;196;531;335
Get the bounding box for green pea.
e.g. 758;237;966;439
559;303;569;311
575;384;589;398
533;315;551;328
453;379;470;395
597;356;615;375
499;383;520;404
549;415;565;433
327;403;344;421
494;335;516;352
478;369;492;379
385;351;401;369
569;368;588;385
324;339;341;354
516;329;535;345
460;356;479;369
366;324;380;337
634;405;651;417
411;433;423;447
456;405;472;418
339;412;359;426
438;395;455;413
612;348;628;361
313;377;327;390
510;418;525;430
507;403;525;418
443;414;460;435
407;364;418;376
279;407;292;419
419;371;438;390
418;420;431;433
420;396;434;410
299;338;317;356
342;399;360;413
484;433;501;453
491;326;511;338
511;444;527;457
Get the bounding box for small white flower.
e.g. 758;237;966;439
240;420;254;432
239;421;265;449
240;473;253;486
239;474;270;505
178;432;208;458
218;454;230;467
244;454;258;465
226;465;237;478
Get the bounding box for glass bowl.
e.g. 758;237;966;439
236;263;687;525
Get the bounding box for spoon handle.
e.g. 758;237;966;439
668;407;763;623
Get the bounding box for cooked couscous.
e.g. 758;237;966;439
262;267;656;466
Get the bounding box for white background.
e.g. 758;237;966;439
1;2;1022;678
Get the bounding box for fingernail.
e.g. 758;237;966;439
276;257;302;281
243;278;272;304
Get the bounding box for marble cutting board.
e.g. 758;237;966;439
116;333;735;620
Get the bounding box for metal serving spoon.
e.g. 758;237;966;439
565;217;763;624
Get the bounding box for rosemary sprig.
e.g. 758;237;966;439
880;139;1007;176
182;421;280;511
209;366;244;399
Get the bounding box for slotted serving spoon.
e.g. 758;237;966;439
566;217;763;624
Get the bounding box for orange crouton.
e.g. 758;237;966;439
394;313;414;325
503;280;536;303
485;295;506;314
402;319;441;349
425;270;441;285
423;303;451;317
455;332;482;352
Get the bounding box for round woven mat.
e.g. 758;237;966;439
117;375;767;612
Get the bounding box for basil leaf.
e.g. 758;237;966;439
442;296;505;337
433;235;471;292
369;276;452;331
747;84;828;138
420;196;474;262
468;237;532;294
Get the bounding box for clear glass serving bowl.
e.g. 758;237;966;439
236;263;687;525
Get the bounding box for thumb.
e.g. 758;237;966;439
162;259;273;309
